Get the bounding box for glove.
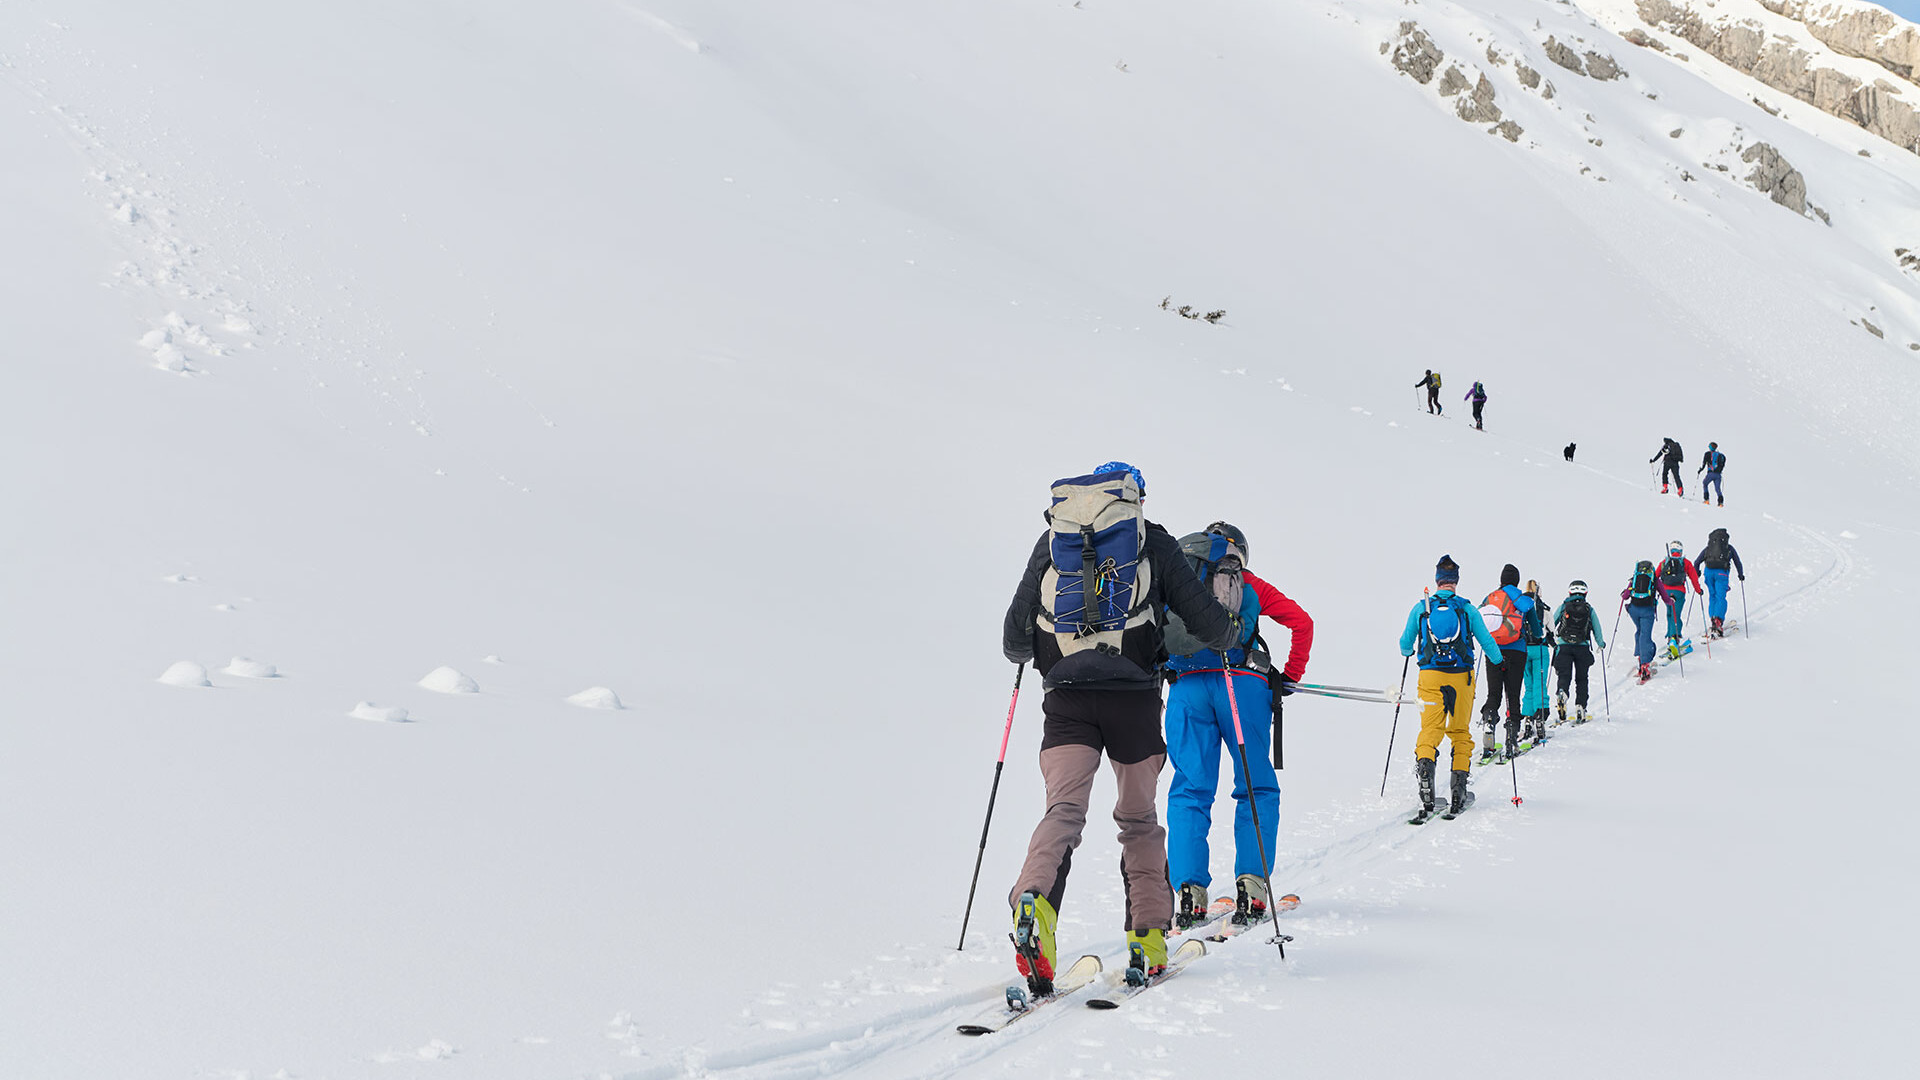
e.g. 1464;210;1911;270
1738;574;1746;581
1278;677;1298;697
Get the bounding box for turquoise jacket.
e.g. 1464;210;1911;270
1400;588;1505;672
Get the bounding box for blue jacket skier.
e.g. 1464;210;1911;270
1697;443;1727;506
1398;556;1504;818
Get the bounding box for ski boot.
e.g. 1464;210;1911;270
1711;616;1725;638
1667;638;1683;660
1125;928;1167;986
1532;709;1551;745
1011;891;1058;996
1416;756;1437;814
1703;494;1709;504
1661;484;1669;494
1554;691;1568;725
1501;717;1522;761
1174;883;1209;931
1574;704;1591;725
1637;662;1653;683
1447;770;1471;816
1233;874;1269;926
1478;719;1498;765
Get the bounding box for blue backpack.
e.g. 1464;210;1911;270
1420;595;1471;669
1035;470;1158;682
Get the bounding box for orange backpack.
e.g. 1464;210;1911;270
1479;588;1522;647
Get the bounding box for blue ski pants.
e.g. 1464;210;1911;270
1521;644;1552;715
1165;670;1278;891
1703;473;1723;502
1629;603;1658;665
1662;591;1687;640
1704;567;1731;621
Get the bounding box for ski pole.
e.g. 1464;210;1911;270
1610;596;1625;665
1286;685;1411;705
1599;642;1612;721
1509;748;1522;807
957;663;1023;951
1221;665;1287;959
1739;575;1750;638
1295;682;1388;695
1378;657;1412;798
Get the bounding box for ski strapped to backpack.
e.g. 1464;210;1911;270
1658;555;1687;589
1035;470;1158;682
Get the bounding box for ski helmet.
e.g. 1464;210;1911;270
1568;580;1589;596
1668;539;1684;555
1093;460;1145;497
1204;521;1249;567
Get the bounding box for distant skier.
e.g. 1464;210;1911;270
1694;527;1745;638
1161;522;1313;932
1650;437;1685;497
1399;556;1505;820
1476;564;1531;763
1621;559;1661;683
1550;580;1604;723
1518;579;1554;745
1697;442;1728;506
1655;540;1705;659
1415;369;1443;414
1002;462;1236;992
1463;381;1488;430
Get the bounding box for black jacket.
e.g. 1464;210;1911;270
1003;520;1236;691
1651;439;1683;465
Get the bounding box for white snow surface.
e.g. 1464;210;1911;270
3;1;1917;1078
419;665;482;694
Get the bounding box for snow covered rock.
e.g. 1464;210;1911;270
565;686;624;710
417;666;478;693
349;701;409;723
222;657;277;678
157;661;210;687
1742;141;1810;213
1389;23;1444;85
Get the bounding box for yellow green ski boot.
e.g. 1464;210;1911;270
1011;892;1058;995
1125;928;1167;986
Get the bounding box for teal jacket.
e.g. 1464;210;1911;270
1551;599;1606;649
1399;588;1505;672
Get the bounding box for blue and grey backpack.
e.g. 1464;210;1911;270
1035;469;1159;682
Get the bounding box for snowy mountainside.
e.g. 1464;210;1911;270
1;1;1916;1079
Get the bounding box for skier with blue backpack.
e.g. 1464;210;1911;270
1621;559;1662;683
1517;579;1554;747
1001;462;1238;997
1697;442;1728;506
1161;523;1315;932
1398;556;1505;822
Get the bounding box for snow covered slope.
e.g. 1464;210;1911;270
1;1;1915;1078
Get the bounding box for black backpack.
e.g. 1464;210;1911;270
1701;529;1732;570
1658;555;1686;588
1556;596;1593;642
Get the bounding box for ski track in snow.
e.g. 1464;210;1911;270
630;513;1857;1077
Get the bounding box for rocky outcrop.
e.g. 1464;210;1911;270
1437;64;1471;97
1765;0;1920;81
1390;22;1444;84
1636;0;1920;154
1456;73;1503;122
1586;51;1627;80
1741;141;1809;212
1546;36;1587;75
1623;27;1670;51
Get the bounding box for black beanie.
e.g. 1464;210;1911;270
1435;555;1460;584
1501;564;1520;587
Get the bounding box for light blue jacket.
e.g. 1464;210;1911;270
1400;588;1505;672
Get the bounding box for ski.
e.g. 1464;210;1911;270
1205;893;1300;943
1412;790;1476;823
1655;639;1694;667
1172;897;1237;938
956;953;1103;1035
1085;939;1207;1010
1439;790;1477;820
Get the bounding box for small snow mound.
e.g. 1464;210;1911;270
482;654;505;665
1839;530;1859;540
415;1039;457;1061
162;572;198;584
566;686;624;710
222;313;255;335
158;661;210;687
152;343;189;372
350;701;409;722
419;666;479;693
139;329;169;349
212;602;236;613
223;657;277;678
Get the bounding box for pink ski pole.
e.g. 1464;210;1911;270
958;663;1024;950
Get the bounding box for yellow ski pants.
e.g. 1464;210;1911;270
1415;668;1479;772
